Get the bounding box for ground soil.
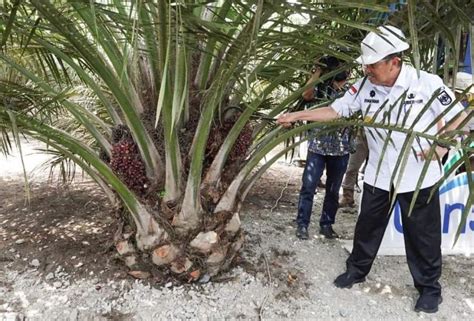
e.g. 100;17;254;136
0;141;473;320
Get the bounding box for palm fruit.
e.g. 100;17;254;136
110;139;149;196
228;123;253;162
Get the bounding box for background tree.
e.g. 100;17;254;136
0;0;472;281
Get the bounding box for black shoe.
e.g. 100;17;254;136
333;272;366;288
414;295;443;313
296;226;309;240
319;225;338;239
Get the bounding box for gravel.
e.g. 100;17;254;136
1;141;473;320
1;206;473;320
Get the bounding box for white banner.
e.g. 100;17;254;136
378;172;474;255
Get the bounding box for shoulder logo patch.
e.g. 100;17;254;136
349;86;357;95
369;90;376;97
437;90;452;106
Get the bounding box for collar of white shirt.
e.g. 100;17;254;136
391;64;411;90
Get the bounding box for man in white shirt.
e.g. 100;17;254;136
277;25;467;313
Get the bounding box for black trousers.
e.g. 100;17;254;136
347;183;442;297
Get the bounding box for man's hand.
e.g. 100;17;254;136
417;146;449;161
277;113;296;128
302;67;322;101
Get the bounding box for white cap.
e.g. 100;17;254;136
356;25;410;65
452;72;474;94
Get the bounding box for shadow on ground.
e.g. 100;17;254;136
0;179;127;283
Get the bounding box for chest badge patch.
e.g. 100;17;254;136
404;92;423;105
364;89;379;104
437;90;452;106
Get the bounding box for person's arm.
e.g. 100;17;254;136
417;78;469;161
443;110;468;132
302;68;322;101
278;77;362;128
417;111;468;161
276;106;340;128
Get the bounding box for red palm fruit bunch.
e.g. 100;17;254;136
228;123;253;163
218;122;253;188
110;139;149;196
205;120;235;165
205;116;253;167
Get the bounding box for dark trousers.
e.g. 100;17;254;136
347;183;442;297
296;151;349;228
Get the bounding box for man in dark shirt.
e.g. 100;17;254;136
295;56;354;240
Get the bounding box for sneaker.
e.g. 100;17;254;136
333;272;366;288
414;295;443;313
296;226;309;240
319;225;339;239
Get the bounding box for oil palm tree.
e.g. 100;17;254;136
0;0;472;280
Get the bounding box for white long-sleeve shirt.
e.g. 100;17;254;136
331;64;464;192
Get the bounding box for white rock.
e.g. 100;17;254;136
339;309;348;317
53;281;62;288
207;250;227;265
2;312;24;321
30;259;40;267
199;274;211;284
15;239;25;244
380;285;392;295
45;273;54;280
465;298;474;312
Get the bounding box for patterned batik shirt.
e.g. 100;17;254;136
306;83;355;156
